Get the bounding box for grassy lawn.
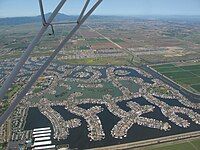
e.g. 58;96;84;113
0;143;5;150
30;80;124;103
78;81;123;99
65;57;131;66
5;84;22;99
119;80;140;93
0;84;22;115
33;87;43;93
0;52;22;60
152;63;200;93
0;100;10;116
148;86;172;95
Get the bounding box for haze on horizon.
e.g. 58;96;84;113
0;0;200;18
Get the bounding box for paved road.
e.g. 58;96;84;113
87;25;200;102
87;25;123;49
94;131;200;150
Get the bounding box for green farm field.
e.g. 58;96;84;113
147;138;200;150
152;63;200;93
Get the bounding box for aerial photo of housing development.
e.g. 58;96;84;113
0;0;200;150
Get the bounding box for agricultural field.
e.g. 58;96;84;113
152;63;200;93
147;138;200;150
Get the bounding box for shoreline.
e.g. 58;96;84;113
149;64;200;96
92;131;200;150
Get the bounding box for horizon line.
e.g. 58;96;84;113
1;13;200;19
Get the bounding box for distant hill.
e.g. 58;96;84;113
0;13;76;25
2;14;200;26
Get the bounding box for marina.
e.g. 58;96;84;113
1;7;200;150
25;98;200;149
31;127;55;150
33;145;56;150
1;62;199;149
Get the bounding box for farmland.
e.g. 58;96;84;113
152;63;200;93
147;138;200;150
1;15;200;149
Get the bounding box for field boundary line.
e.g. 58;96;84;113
149;66;200;96
87;25;123;49
188;140;199;150
160;69;200;74
176;65;200;78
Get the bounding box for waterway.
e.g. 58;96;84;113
24;96;200;149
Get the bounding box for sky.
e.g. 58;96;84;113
0;0;200;18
